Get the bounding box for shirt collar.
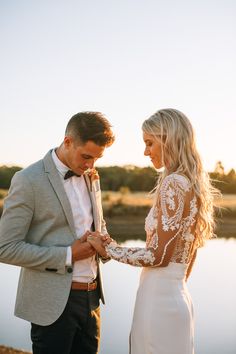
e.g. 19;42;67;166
51;149;68;178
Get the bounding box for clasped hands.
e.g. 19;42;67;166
71;230;113;262
87;231;113;258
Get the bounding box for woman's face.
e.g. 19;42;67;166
143;131;164;169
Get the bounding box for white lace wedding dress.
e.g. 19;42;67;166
105;173;198;354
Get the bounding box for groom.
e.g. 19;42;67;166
0;111;115;354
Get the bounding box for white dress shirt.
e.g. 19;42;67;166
52;149;97;283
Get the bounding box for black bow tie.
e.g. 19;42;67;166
64;170;81;180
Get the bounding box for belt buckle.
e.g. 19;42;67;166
87;281;96;291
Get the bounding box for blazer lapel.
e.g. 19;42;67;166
84;173;105;304
84;174;103;232
43;150;77;240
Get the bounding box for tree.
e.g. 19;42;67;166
0;165;22;189
214;161;225;175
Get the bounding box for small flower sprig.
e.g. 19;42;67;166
86;168;100;183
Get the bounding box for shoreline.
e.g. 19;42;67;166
0;346;31;354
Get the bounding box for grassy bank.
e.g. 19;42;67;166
0;189;8;212
0;190;235;239
102;192;236;240
0;346;30;354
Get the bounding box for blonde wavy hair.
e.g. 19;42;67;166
142;108;220;247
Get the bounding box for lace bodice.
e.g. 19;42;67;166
106;173;198;267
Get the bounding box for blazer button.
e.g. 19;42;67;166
67;267;73;273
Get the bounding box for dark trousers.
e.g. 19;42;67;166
31;288;100;354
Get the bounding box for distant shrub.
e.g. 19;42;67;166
102;192;112;202
0;165;22;189
119;186;130;195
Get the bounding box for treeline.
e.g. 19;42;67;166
98;165;236;193
209;161;236;194
97;166;158;191
0;163;236;193
0;166;22;189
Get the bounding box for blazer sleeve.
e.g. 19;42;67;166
0;172;68;274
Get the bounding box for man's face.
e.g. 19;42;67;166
63;136;105;175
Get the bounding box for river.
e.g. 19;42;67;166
0;238;236;354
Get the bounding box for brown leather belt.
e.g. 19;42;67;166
71;280;97;291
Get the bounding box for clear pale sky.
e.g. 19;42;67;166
1;0;235;172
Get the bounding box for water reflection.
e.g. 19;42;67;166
0;239;236;354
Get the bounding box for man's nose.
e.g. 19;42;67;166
85;160;95;169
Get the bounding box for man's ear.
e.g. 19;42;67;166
64;136;72;149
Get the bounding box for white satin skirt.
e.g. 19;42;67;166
130;262;194;354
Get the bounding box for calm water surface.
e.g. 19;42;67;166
0;238;236;354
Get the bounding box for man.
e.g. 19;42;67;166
0;111;115;354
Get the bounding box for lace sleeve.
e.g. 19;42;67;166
105;174;191;267
105;242;156;266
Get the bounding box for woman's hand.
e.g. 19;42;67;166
87;232;108;258
101;234;114;246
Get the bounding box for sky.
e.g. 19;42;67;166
0;0;235;172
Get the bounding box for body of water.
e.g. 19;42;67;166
0;238;236;354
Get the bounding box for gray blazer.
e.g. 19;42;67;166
0;150;107;325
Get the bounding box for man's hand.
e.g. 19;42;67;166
71;231;96;263
88;231;114;246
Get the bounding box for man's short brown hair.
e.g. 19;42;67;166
65;111;115;146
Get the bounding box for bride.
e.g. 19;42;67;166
88;108;219;354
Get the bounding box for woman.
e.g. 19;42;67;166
88;108;219;354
